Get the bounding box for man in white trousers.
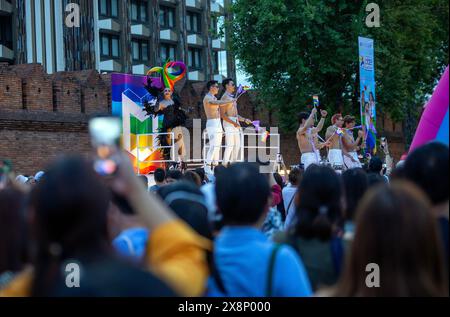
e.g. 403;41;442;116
220;78;253;166
203;80;234;174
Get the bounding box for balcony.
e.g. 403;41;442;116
97;19;121;32
131;24;151;37
214;74;225;82
0;44;13;61
186;0;202;10
160;29;178;42
188;70;205;81
133;64;150;75
210;1;224;15
212;39;225;50
187;34;203;46
99;60;122;72
0;0;13;14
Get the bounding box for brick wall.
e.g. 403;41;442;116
0;63;406;175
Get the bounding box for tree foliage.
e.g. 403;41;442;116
228;0;449;136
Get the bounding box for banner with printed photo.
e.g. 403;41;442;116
111;73;164;174
358;36;377;154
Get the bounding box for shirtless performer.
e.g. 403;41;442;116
203;80;235;173
297;108;329;170
341;115;364;169
325;113;345;172
220;78;253;166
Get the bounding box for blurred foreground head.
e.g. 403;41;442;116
335;182;448;296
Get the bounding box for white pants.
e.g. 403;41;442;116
301;151;319;170
223;117;241;165
328;149;344;172
205;118;223;167
344;152;362;169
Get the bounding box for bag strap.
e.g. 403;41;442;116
286;194;296;215
210;252;228;296
266;244;282;297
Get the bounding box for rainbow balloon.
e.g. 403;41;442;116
147;61;186;92
409;66;449;152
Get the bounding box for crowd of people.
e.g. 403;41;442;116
0;138;448;297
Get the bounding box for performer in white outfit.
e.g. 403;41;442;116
342;115;364;169
325;113;345;172
297;108;329;170
203;80;234;174
220;78;252;166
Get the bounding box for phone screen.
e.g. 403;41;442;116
89;117;122;176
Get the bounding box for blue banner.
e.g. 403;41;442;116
358;36;377;154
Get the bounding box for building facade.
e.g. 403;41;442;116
0;0;235;82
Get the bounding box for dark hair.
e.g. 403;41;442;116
342;168;368;221
288;168;302;186
195;167;206;183
294;165;342;241
343;115;355;127
158;181;212;240
298;112;310;124
214;164;226;178
0;187;27;275
368;156;383;173
222;78;234;90
183;171;202;187
138;176;148;188
367;172;386;188
154;168;166;183
166;169;183;181
403;142;449;205
216;163;271;225
273;173;285;189
206;80;219;91
29;156;111;296
331;113;342;125
334;182;448;296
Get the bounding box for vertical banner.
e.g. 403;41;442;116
358;36;377;154
111;73;164;174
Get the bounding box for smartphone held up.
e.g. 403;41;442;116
89;116;122;176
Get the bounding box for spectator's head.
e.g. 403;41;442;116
183;171;202;187
165;169;183;184
195;167;206;184
331;114;344;128
335;182;448;296
158;181;212;240
288;167;303;186
403;142;449;206
342;168;368;222
216;163;271;226
367;172;386;188
343;115;356;129
368;156;383;174
0;186;27;275
206;80;219;95
138;176;148;189
29;156;111;296
294;165;342;241
154;168;166;185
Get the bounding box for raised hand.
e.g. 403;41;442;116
320;110;328;117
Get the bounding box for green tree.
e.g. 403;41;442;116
228;0;449;142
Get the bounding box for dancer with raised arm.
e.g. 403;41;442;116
342;115;364;169
325;114;345;172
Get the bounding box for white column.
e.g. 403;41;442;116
34;0;44;65
93;0;101;71
44;0;54;73
54;0;65;71
25;0;34;63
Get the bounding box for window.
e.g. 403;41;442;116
159;6;175;29
210;17;218;36
100;33;120;58
186;11;201;33
212;51;219;73
160;44;176;62
131;0;148;22
99;0;119;18
132;39;149;62
188;48;202;69
0;16;13;49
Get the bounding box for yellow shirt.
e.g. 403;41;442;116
0;220;211;297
